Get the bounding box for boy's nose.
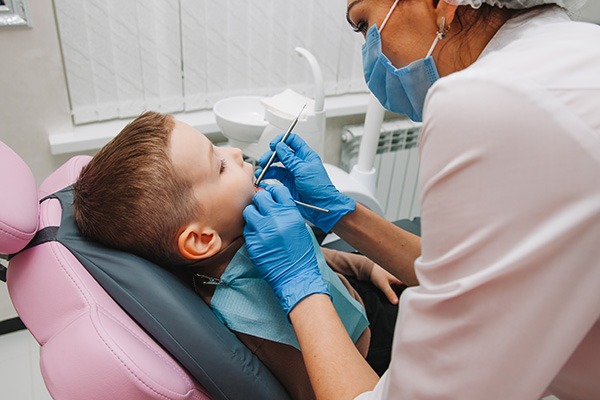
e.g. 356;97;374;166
228;147;244;165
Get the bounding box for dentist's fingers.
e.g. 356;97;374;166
268;133;320;163
274;142;303;172
265;184;296;206
250;188;277;215
258;149;278;168
242;203;262;230
278;133;320;162
267;134;286;150
251;185;295;215
255;166;291;185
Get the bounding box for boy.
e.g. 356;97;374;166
73;111;404;399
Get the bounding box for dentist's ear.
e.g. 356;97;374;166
178;225;222;260
436;4;458;27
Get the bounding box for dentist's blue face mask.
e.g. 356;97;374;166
361;0;442;122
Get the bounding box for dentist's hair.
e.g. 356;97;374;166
438;2;556;69
73;111;200;267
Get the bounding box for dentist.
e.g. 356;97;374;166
243;0;600;399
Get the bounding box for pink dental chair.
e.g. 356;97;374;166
0;141;290;400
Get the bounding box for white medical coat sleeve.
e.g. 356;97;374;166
356;70;600;400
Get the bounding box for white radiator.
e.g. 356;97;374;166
341;119;422;221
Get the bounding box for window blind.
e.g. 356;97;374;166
54;0;367;125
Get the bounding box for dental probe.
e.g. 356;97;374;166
254;186;331;214
254;104;307;186
293;200;330;214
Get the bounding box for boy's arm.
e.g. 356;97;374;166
234;331;317;400
320;247;374;281
322;247;404;305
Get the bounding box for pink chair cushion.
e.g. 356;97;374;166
0;142;38;254
38;155;91;199
7;156;211;400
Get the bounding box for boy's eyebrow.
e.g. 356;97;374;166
346;0;362;28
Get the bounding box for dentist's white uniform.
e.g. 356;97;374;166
358;8;600;400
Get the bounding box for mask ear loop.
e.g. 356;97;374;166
426;16;448;58
379;0;401;33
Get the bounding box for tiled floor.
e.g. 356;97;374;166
0;328;562;400
0;329;52;400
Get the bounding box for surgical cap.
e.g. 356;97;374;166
443;0;587;11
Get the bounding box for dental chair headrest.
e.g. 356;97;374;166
0;141;38;254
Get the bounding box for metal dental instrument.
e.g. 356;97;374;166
254;103;330;214
254;103;306;186
292;200;330;214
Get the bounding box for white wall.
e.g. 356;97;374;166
571;0;600;23
0;0;88;320
0;1;97;186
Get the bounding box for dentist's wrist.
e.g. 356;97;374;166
317;194;356;233
276;272;331;317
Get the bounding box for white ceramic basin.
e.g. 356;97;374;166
213;96;268;143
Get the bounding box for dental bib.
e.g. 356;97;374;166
210;228;369;350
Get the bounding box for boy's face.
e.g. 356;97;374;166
169;120;256;246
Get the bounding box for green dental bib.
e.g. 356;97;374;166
210;227;369;350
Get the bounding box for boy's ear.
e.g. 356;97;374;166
178;224;222;260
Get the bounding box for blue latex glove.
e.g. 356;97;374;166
256;133;355;233
243;184;330;316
